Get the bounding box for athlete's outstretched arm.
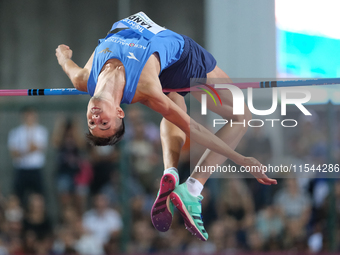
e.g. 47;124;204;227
142;87;276;185
55;44;94;92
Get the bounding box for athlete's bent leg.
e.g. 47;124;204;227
160;92;187;169
151;92;186;232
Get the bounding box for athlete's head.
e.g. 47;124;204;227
86;96;125;146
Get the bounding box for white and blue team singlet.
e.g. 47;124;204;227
87;12;216;104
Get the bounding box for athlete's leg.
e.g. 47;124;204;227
161;92;187;169
151;92;186;232
190;66;252;185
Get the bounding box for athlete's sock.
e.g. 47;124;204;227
186;177;204;197
164;167;178;175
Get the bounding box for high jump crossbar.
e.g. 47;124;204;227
1;77;340;96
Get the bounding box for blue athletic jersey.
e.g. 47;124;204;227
87;29;184;104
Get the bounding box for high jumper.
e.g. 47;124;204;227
55;12;277;241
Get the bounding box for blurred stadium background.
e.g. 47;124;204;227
1;0;340;254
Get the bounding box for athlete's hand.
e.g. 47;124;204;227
234;156;277;185
56;44;73;67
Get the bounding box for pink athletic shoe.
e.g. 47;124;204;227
151;170;179;232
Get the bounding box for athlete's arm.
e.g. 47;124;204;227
55;44;94;92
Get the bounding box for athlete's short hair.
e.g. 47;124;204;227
86;119;125;146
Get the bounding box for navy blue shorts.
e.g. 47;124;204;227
159;35;217;96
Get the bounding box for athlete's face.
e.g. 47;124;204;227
86;97;123;138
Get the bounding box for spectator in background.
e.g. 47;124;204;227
217;179;254;246
22;194;52;241
274;178;311;249
53;208;84;255
22;194;52;254
52;226;78;255
205;219;228;253
125;106;162;193
52;116;88;212
4;195;23;228
2;195;24;255
88;146;119;195
125;119;160;193
127;218;156;254
255;204;283;248
53;214;104;255
4;195;23;241
8;107;48;206
74;217;105;255
59;206;79;228
274;179;311;222
83;194;122;246
246;228;264;252
0;192;23;255
162;224;188;253
101;170;146;211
